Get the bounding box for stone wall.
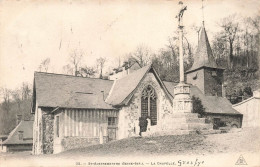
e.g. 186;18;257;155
118;72;172;139
204;68;224;97
186;69;205;93
61;136;107;151
204;113;242;128
186;68;224;97
42;108;54;154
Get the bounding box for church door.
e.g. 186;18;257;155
140;85;157;133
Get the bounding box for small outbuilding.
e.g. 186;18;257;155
1;120;33;152
233;89;260;128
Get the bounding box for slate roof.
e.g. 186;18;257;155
106;65;151;105
33;72;115;110
186;26;224;73
106;65;172;106
163;81;241;115
2;121;33;145
33;65;240;115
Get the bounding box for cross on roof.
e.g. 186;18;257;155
201;0;205;26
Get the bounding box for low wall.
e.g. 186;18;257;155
5;144;32;152
204;113;242;128
61;136;108;151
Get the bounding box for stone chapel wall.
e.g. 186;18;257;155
117;72;172;139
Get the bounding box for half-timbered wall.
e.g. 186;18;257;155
63;109;118;137
54;109;119;153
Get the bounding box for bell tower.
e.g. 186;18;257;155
185;25;225;96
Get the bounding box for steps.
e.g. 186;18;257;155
142;112;215;137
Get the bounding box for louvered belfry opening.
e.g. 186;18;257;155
141;85;157;126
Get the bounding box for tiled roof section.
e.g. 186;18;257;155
186;27;223;73
190;86;241;115
163;82;241;115
34;72;115;109
2;121;33;145
105;65;151;105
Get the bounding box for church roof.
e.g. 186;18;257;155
32;66;240;115
33;72;115;111
162;81;241;115
106;64;172;106
186;26;224;73
2;120;33;145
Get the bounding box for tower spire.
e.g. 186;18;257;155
201;0;205;26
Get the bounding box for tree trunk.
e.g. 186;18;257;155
229;39;234;69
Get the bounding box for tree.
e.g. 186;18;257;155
38;58;50;72
69;49;84;76
191;96;205;117
219;14;239;69
131;44;151;67
96;57;107;78
12;88;22;113
79;66;97;78
21;82;31;100
0;87;11;113
62;64;74;75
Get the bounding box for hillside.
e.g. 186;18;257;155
58;128;260;157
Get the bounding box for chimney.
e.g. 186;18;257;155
18;131;24;140
222;84;227;98
16;114;22;125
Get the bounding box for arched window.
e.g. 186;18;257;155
141;85;157;126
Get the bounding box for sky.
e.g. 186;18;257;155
0;0;259;90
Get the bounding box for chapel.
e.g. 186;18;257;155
32;7;242;154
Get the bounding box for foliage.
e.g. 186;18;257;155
0;83;33;135
79;66;97;78
96;57;107;78
191;96;205;117
69;48;84;76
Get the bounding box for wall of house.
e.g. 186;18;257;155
117;72;173;139
34;107;119;154
4;144;32;152
33;104;43;155
57;109;118;153
1;145;7;152
33;107;54;154
204;113;242;128
233;97;260;127
109;63;141;80
42;110;54;154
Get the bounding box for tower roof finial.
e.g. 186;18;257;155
201;0;205;26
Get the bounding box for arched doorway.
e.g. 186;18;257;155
140;85;157;133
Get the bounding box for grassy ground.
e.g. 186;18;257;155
58;128;260;157
0;128;260;166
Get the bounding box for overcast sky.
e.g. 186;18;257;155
0;0;259;90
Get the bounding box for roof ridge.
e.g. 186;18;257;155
117;64;151;80
34;71;113;81
2;121;23;144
